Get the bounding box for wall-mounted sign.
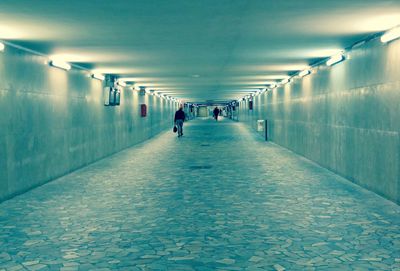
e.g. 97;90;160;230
115;89;121;106
141;104;147;117
104;87;121;106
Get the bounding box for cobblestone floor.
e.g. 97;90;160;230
1;118;399;271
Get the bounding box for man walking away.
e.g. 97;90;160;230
213;107;219;121
174;105;186;137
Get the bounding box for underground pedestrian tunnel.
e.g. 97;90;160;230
0;1;399;270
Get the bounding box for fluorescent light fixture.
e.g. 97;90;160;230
381;26;400;43
326;53;344;66
49;60;71;71
281;78;290;84
0;42;4;52
117;80;126;87
299;69;311;77
91;73;105;81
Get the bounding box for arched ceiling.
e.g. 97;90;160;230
1;0;400;102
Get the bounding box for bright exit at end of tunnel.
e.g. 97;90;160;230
0;1;400;270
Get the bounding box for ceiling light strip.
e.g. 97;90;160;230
91;73;105;81
326;53;345;66
299;69;311;77
117;80;127;87
49;60;71;71
0;40;92;72
381;25;400;43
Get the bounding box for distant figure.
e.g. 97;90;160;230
213;107;220;121
174;105;186;137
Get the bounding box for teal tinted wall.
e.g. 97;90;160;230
238;37;400;204
0;46;177;202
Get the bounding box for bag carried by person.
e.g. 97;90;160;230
173;125;177;133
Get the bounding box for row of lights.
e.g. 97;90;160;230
144;89;181;103
237;52;343;101
235;24;400;103
0;41;181;103
49;59;181;103
1;24;400;105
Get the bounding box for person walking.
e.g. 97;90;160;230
174;105;186;137
213;107;220;121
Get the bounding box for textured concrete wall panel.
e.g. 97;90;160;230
0;46;177;202
238;38;400;204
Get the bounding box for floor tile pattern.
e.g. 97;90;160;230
1;118;399;270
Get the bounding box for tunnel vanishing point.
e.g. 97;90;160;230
0;1;400;270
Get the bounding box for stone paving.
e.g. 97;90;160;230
0;118;399;271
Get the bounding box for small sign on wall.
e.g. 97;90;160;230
104;87;121;106
104;87;112;106
115;89;121;106
141;104;147;117
257;120;264;131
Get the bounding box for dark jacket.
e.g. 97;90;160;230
213;108;219;116
174;109;185;122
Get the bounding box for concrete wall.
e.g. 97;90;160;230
238;37;400;204
0;45;178;202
